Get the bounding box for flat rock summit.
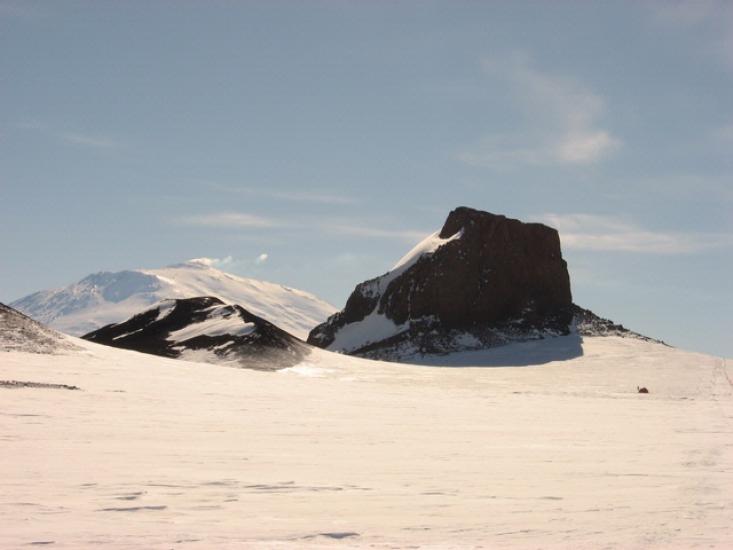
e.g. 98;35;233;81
309;207;652;361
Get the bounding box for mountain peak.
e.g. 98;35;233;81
11;261;336;339
308;207;650;361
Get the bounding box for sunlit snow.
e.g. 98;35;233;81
10;260;336;339
2;334;731;548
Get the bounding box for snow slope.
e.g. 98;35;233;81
2;335;732;548
10;259;336;339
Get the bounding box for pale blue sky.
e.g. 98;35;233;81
1;1;731;356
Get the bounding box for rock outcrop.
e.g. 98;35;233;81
308;207;654;361
84;296;310;370
0;303;79;354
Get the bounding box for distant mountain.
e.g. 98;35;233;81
83;296;310;370
308;207;657;361
0;303;79;354
11;259;336;339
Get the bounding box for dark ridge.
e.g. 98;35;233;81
83;296;311;371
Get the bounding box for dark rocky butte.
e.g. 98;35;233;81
308;207;654;361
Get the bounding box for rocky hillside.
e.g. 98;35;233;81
0;303;79;354
83;296;310;370
308;207;656;361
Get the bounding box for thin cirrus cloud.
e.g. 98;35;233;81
16;121;119;149
176;211;426;243
204;182;357;205
540;213;733;254
713;122;733;145
316;223;429;243
457;53;621;168
649;0;733;68
60;132;118;149
181;212;280;229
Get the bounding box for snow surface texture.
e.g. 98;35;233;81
10;260;336;339
2;335;732;548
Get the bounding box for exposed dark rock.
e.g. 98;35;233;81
571;305;658;341
0;380;80;390
83;296;310;371
308;207;658;362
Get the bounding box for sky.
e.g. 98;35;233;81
1;1;731;356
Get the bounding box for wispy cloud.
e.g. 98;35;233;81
180;212;280;229
0;1;45;18
61;132;118;149
175;211;426;243
457;53;621;168
16;121;120;150
316;223;429;243
713;122;733;144
540;213;733;254
649;0;733;69
270;190;355;205
205;182;357;205
254;253;269;265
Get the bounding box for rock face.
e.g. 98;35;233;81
0;303;79;354
84;296;310;371
308;207;653;361
390;207;571;326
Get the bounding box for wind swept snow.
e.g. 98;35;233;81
167;309;257;342
328;309;407;353
324;230;463;352
372;229;464;296
2;336;732;548
392;228;463;271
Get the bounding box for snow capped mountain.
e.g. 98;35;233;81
10;259;336;339
83;296;309;370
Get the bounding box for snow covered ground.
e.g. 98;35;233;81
2;336;732;548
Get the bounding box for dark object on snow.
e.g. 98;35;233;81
0;380;80;390
637;386;649;394
83;296;309;371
